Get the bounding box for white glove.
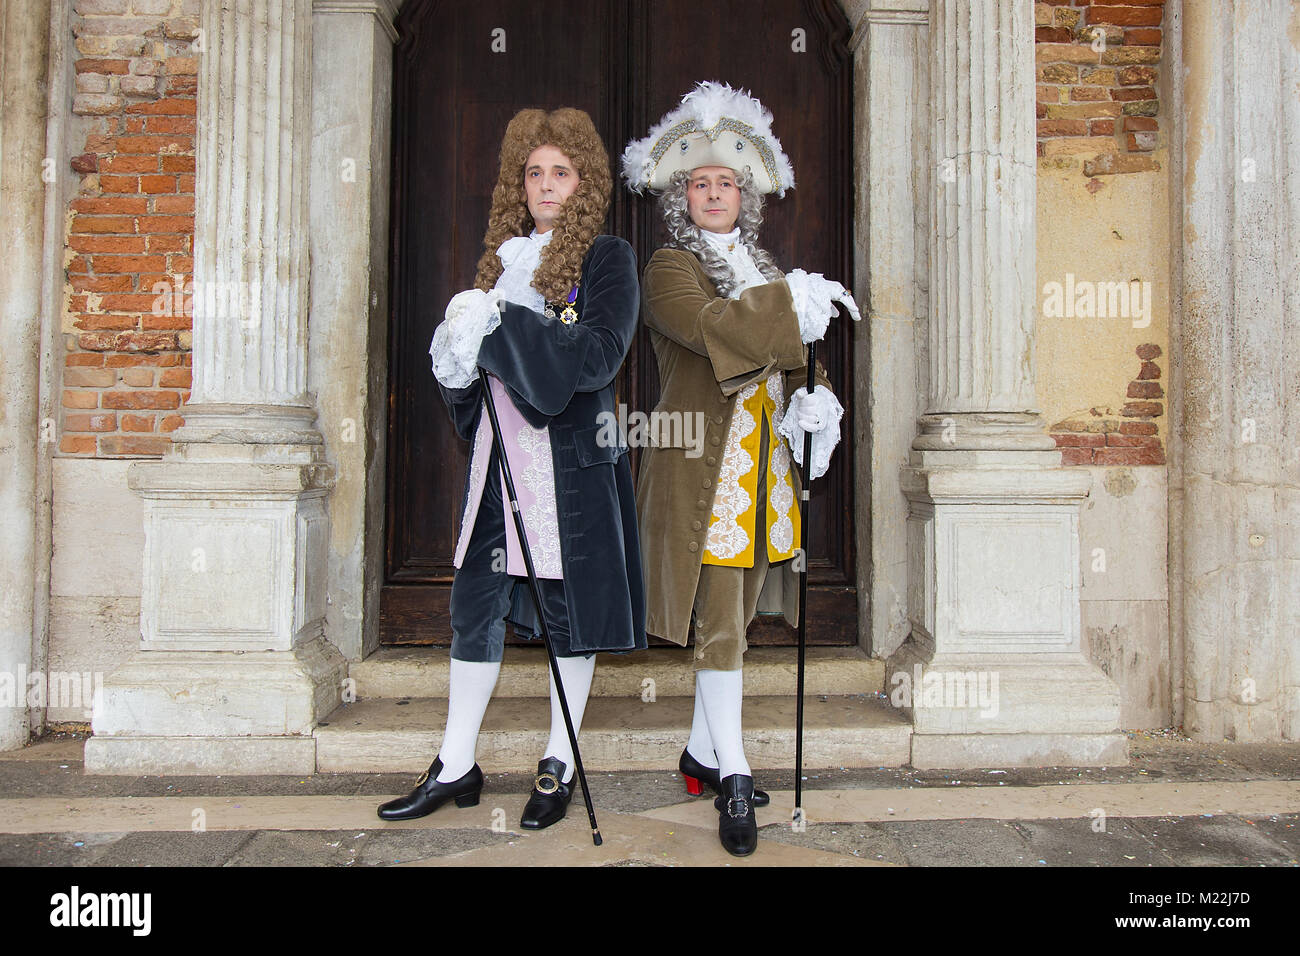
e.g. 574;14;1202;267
429;288;504;389
777;384;844;481
785;269;862;343
786;385;834;433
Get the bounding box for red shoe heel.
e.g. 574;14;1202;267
683;773;704;796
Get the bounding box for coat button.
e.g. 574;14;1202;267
710;436;720;446
691;519;702;531
697;499;707;508
701;478;711;488
713;415;723;424
718;395;728;404
688;541;698;552
706;456;716;466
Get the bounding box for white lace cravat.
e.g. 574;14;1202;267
700;227;768;297
430;230;555;389
494;229;553;310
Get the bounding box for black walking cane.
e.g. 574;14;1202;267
794;341;815;826
476;367;603;847
794;299;858;825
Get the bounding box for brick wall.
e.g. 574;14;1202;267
1051;344;1166;465
1035;0;1166;175
61;0;199;457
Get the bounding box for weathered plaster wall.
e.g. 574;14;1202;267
1036;159;1171;447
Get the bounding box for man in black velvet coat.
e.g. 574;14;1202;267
377;108;644;832
439;233;647;657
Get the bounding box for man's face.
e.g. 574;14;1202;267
523;145;581;233
686;166;740;234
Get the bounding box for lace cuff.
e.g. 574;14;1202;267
785;269;833;344
430;289;504;389
777;384;844;481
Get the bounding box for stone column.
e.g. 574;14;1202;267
0;1;52;752
838;0;932;660
888;0;1124;768
307;0;399;664
915;0;1056;452
1175;0;1300;742
86;0;346;774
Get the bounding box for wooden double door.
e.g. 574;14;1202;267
383;0;857;647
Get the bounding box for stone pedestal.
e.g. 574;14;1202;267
891;454;1125;766
85;435;345;774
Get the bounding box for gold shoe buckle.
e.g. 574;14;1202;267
534;771;561;795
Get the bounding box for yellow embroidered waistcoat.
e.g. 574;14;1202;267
702;372;801;567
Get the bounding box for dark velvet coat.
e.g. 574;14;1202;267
436;234;647;655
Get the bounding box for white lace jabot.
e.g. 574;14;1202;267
701;227;767;298
494;229;553;312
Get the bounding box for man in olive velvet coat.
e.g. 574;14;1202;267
634;247;833;650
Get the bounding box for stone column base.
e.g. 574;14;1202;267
85;635;346;775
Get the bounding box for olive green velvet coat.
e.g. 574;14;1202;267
635;247;833;646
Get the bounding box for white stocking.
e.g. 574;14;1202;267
685;677;718;768
696;667;750;780
544;653;596;783
436;657;501;782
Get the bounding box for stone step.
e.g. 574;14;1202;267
313;694;912;773
349;646;883;700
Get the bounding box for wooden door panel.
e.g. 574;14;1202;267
382;0;855;646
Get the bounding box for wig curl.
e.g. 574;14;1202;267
474;108;612;304
657;168;782;297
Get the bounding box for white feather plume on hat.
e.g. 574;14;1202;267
621;80;796;197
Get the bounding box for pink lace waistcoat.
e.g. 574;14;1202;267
452;373;563;579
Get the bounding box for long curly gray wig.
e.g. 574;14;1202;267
658;168;782;297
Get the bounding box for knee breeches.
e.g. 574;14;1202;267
449;444;576;662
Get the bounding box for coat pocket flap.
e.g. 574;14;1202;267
643;406;708;449
573;423;628;467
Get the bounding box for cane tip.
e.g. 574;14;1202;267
592;829;603;847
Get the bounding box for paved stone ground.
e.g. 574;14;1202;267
0;730;1297;867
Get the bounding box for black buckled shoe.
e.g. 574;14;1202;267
715;773;758;856
679;748;770;807
377;757;483;821
520;756;574;830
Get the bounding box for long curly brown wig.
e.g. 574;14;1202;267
473;108;612;304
